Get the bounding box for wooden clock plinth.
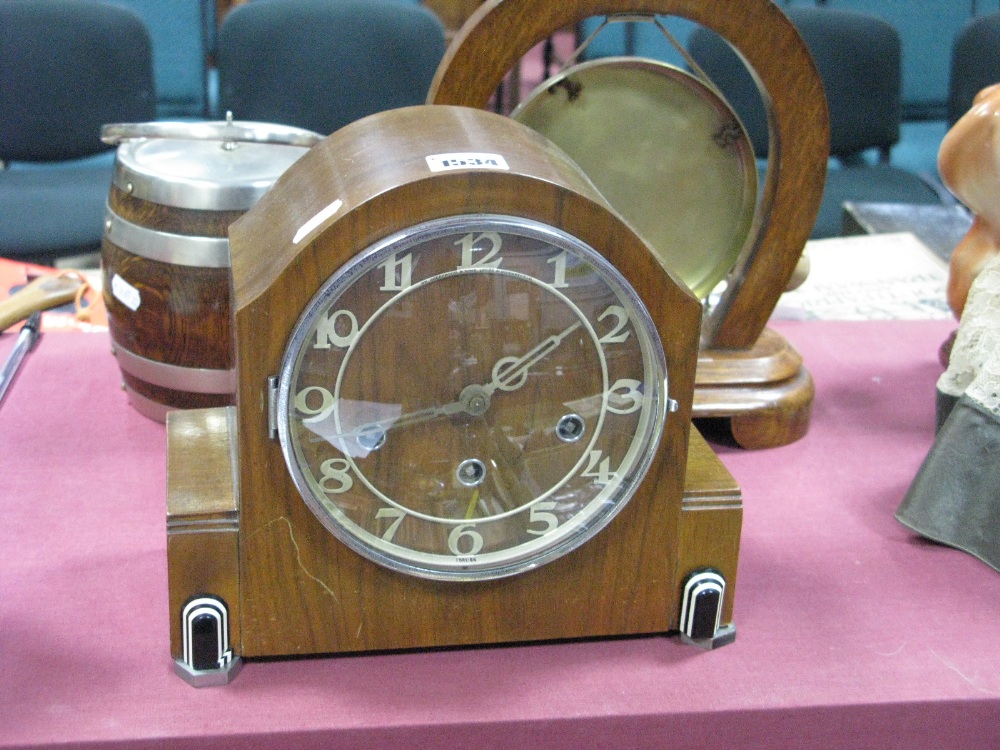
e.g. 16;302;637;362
165;406;741;682
694;328;814;449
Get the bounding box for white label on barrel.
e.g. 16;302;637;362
294;199;344;245
426;153;509;172
111;273;141;312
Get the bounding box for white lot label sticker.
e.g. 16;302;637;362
111;273;141;312
426;153;510;173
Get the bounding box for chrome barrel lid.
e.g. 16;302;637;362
101;119;324;148
104;118;321;211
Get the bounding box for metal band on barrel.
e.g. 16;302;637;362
124;386;174;422
110;162;273;211
113;344;236;394
104;209;231;268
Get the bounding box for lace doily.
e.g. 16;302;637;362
938;250;1000;416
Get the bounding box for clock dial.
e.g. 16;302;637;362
277;214;669;580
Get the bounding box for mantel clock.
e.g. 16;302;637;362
165;105;742;686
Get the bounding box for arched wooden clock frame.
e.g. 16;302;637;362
164;105;743;684
427;0;830;448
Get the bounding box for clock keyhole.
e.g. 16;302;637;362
556;414;586;443
457;458;487;487
356;425;386;452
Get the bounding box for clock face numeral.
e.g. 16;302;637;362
457;231;503;268
598;305;632;344
295;385;334;418
379;251;413;291
526;501;560;536
606;379;645;415
547;250;569;288
314;309;359;349
448;524;485;556
280;215;668;580
319;458;353;494
582;450;619;487
376;507;406;542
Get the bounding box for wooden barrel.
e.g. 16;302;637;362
101;120;320;421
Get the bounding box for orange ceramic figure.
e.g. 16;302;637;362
938;83;1000;317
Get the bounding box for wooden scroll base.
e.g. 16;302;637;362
694;327;814;450
165;407;741;683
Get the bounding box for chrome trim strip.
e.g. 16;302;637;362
124;385;172;422
267;375;279;441
105;209;231;268
114;344;235;394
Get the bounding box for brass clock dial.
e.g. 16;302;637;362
276;214;670;580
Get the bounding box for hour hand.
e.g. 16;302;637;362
486;320;582;394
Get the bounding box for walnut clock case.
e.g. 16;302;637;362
165;105;742;686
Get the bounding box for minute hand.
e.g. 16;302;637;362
486;320;583;394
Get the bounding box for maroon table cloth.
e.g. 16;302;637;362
2;319;999;749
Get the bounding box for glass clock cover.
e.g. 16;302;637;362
276;214;670;580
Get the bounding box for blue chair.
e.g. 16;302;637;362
948;12;1000;126
687;8;945;238
216;0;447;135
0;0;156;265
107;0;215;119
